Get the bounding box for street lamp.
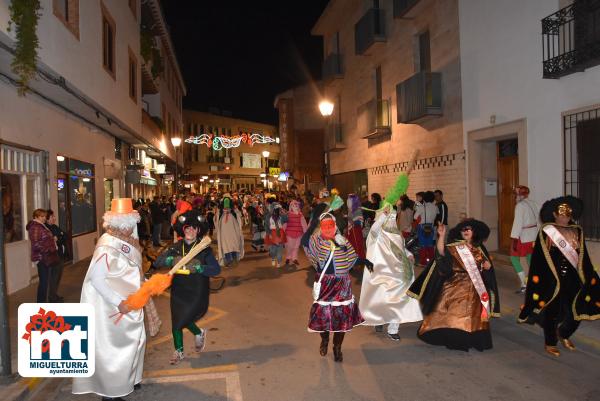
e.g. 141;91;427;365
262;150;270;192
319;100;334;189
171;137;182;195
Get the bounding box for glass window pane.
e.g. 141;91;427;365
26;176;36;225
69;159;94;177
57;177;68;232
70;176;96;235
1;173;23;242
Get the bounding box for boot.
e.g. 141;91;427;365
333;332;345;362
319;332;329;356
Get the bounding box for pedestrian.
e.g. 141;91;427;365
360;204;422;340
510;185;539;293
154;210;221;365
214;193;244;267
45;209;68;302
408;219;500;351
26;209;60;303
72;199;146;400
396;195;414;238
285;199;307;265
266;204;287;267
518;196;600;357
414;191;437;266
307;213;364;362
149;196;165;247
136;201;152;249
249;203;267;252
434;189;448;233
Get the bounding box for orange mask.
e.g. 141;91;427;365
320;219;336;240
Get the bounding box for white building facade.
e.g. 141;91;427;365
459;0;600;257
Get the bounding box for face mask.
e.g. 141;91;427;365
320;219;336;240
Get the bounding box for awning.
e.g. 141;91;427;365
141;177;157;186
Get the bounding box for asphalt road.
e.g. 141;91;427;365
13;236;600;401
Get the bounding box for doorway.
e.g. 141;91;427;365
497;139;519;253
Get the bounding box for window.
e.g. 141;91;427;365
101;4;116;77
57;158;96;237
53;0;79;38
418;30;431;72
128;48;137;102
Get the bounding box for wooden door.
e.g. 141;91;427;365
497;141;519;253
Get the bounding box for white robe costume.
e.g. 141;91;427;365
72;233;145;398
359;211;422;332
214;208;245;265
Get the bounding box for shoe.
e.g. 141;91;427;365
333;346;343;362
375;325;383;333
387;332;401;341
251;244;258;251
515;286;526;294
293;260;299;265
195;330;206;352
559;337;576;351
544;345;560;357
102;397;125;401
319;338;328;356
169;349;185;365
271;260;276;267
134;383;142;391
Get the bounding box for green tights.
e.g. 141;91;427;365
173;323;202;352
510;254;532;273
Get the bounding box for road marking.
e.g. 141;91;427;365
144;364;238;378
143;370;243;401
147;305;228;347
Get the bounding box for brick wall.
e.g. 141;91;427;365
368;151;466;227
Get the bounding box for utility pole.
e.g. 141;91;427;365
0;174;12;376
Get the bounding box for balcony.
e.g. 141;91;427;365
355;8;386;55
362;99;391;139
327;124;346;152
393;0;420;18
322;53;343;81
396;71;442;123
542;0;600;79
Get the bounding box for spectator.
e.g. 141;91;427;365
414;191;438;266
45;209;68;302
149;196;166;247
26;209;60;302
434;189;448;228
396;195;415;238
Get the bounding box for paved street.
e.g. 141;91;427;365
7;235;600;401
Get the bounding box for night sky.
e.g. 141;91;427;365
162;1;330;125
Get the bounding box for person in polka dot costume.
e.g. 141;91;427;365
518;196;600;357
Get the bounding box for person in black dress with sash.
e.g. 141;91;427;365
155;210;221;365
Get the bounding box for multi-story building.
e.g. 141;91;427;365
0;0;183;293
274;82;326;194
312;0;465;223
459;0;600;257
183;110;280;193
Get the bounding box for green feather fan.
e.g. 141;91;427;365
383;173;409;207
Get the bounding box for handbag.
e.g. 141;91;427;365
313;242;335;302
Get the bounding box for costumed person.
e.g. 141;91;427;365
171;195;193;242
345;193;366;260
154;210;221;364
249;202;267;252
359;174;423;340
214;193;244;267
307;213;364;362
72;199;146;401
518;196;600;357
408;219;500;351
266;204;287;267
300;189;331;249
510;185;539;293
414;191;437;266
285;199;307;265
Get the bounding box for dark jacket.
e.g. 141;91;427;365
26;220;56;262
46;223;69;259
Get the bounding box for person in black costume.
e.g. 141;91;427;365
155;209;221;365
518;196;600;356
408;219;500;351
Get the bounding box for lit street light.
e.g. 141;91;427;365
262;150;270;191
171;137;182;194
319;100;334;188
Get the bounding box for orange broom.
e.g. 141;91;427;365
124;236;213;310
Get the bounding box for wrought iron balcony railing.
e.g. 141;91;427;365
355;8;386;55
362;99;391;139
542;0;600;79
393;0;420;18
396;71;442;123
322;53;343;81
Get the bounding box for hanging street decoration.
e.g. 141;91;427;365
185;132;276;151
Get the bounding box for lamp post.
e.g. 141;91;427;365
319;100;334;189
262;150;270;192
171;137;182;195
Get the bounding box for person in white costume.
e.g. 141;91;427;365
72;198;145;401
510;185;539;293
359;205;423;341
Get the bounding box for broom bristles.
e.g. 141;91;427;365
125;273;173;310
